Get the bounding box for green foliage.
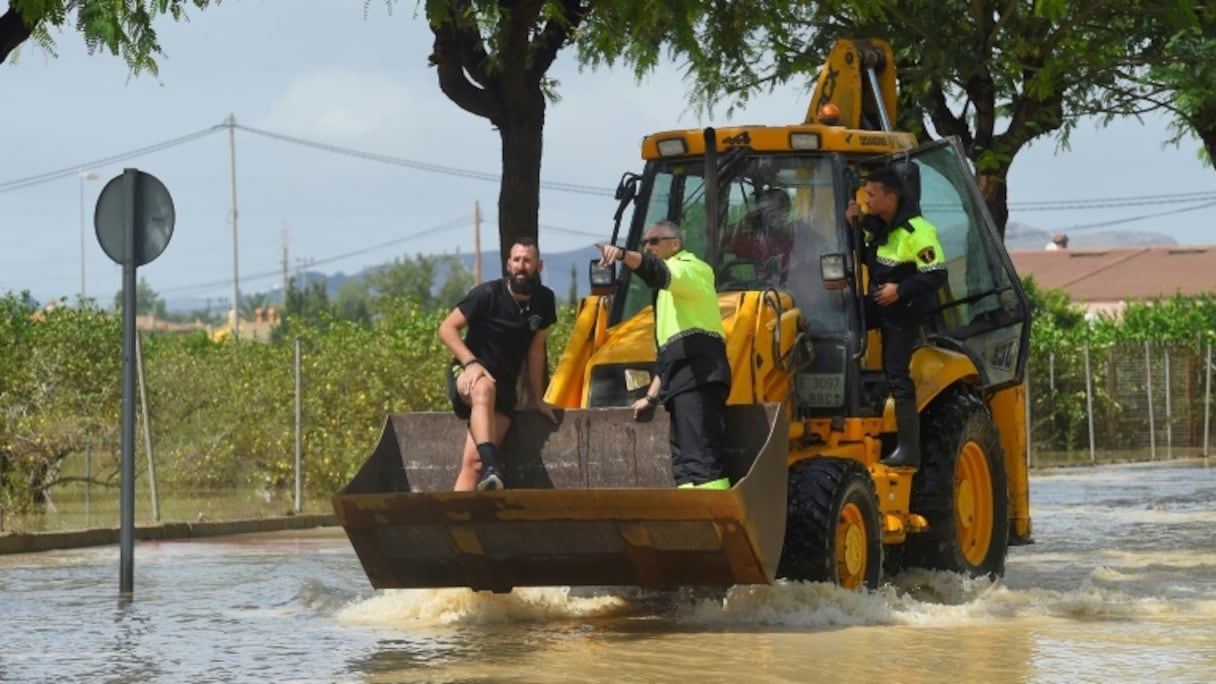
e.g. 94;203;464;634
1140;10;1216;166
1117;292;1216;347
566;262;577;308
364;252;474;315
277;276;335;339
575;1;1201;234
0;279;580;514
0;297;122;511
1023;276;1094;451
1023;277;1216;452
112;276;166;317
4;1;221;72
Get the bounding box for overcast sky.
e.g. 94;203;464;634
2;0;1213;306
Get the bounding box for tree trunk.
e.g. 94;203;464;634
495;94;546;276
1192;104;1216;170
0;7;32;66
977;169;1010;241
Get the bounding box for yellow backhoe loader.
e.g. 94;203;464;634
333;38;1033;592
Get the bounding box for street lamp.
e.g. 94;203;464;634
79;170;99;303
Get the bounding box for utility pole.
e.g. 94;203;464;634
227;114;241;341
78;171;98;302
281;222;290;301
473;200;482;284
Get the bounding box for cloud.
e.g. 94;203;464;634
259;69;414;141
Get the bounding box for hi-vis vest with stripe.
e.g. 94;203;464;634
867;215;946;284
654;250;725;348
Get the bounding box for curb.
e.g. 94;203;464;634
0;513;338;555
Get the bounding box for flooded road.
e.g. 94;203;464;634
3;459;1215;683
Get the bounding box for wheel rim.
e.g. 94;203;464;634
955;440;994;566
836;502;868;589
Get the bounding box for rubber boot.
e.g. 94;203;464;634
677;477;731;490
880;399;921;468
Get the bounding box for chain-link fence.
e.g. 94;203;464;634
1029;340;1214;466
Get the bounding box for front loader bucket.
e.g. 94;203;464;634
332;404;788;592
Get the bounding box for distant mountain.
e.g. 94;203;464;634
1004;221;1177;251
166;245;602;314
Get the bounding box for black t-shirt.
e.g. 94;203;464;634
456;278;557;386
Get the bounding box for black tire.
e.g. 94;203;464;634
897;388;1010;579
778;458;883;590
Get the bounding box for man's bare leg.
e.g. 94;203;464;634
455;413;512;491
454;374;513;490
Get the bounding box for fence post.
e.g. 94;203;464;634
1146;341;1156;461
1205;341;1212;459
135;330;160;522
1164;347;1173;460
1025;369;1033;469
1046;352;1054;461
1085;340;1096;465
294;335;303;514
84;443;91;528
1049;352;1056;394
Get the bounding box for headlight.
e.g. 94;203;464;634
656;138;687;156
821;253;848;288
789;133;820;150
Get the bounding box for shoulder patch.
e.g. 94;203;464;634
917;246;936;264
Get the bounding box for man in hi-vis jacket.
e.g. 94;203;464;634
596;220;732;489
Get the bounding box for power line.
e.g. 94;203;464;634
158;214;474;297
1009;192;1216;211
232;122;616;197
1047;198;1216;233
537;222;605;240
2;118;1209;209
0;119;616;197
157;214;606;298
0;125;226;194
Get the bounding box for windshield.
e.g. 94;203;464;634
620;154;847;332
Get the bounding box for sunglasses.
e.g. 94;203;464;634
642;236;678;246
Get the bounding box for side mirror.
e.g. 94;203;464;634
589;259;616;296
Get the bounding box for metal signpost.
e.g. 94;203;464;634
94;168;175;597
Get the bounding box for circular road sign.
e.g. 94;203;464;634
94;169;175;266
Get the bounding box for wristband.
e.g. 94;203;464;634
644;394;659;406
463;358;482;370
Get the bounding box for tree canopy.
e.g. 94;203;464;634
1133;7;1216;165
1;0;218;72
575;0;1207;238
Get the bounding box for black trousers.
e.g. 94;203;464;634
667;382;729;486
879;318;920;403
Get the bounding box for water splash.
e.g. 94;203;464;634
335;586;632;627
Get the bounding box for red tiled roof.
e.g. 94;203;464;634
1009;246;1216;304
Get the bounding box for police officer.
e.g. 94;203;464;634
846;165;946;468
596;221;732;488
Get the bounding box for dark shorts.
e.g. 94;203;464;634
446;361;517;420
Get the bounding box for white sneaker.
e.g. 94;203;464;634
477;468;503;491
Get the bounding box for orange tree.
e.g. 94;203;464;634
0;288;574;515
0;296;121;511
